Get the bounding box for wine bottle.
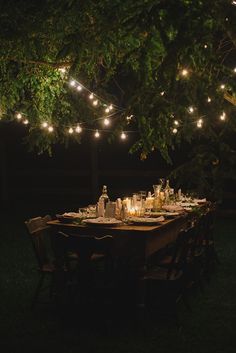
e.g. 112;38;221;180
99;185;110;208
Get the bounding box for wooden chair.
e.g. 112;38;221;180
25;215;70;308
138;227;195;324
194;206;219;279
56;232;114;304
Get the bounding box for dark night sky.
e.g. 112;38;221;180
0;121;187;217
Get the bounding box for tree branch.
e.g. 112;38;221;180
0;57;72;68
224;92;236;106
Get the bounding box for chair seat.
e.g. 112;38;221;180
41;263;55;273
142;266;183;281
91;253;105;261
40;263;69;273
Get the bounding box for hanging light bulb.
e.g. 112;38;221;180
207;97;212;103
23;119;29;125
197;119;203;128
93;99;98;106
109;104;113;110
126;115;133;121
48;126;54;132
68;127;74;134
69;80;76;87
220;84;225;90
89;93;94;100
16;113;22;120
75;125;82;133
204;44;208;49
76;85;82;91
181;68;189;77
160;91;165;96
41;122;48;128
233;67;236;73
105;107;110;113
121;132;127;140
232;1;236;5
172;128;178;134
188;106;194;113
94;130;100;138
104;118;110;126
220;112;226;121
174;120;179;126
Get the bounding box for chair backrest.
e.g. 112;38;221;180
59;232;114;259
166;227;195;278
25;215;52;269
194;205;216;244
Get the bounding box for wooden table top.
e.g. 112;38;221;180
47;213;188;234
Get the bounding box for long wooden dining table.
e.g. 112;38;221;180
47;211;197;266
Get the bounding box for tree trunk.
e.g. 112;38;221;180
0;139;8;204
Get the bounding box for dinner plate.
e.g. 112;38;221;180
193;198;207;204
56;213;96;223
82;217;123;226
145;211;180;218
127;216;165;225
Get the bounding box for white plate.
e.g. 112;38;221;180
193;198;207;204
145;211;180;218
127;216;165;225
82;217;123;226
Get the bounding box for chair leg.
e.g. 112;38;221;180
31;273;45;309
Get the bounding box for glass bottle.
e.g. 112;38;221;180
164;179;171;204
99;185;110;208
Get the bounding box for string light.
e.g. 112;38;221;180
8;69;234;145
75;125;82;133
94;130;100;138
204;44;208;49
104;118;110;126
121;132;127;140
197;119;203;128
181;69;189;77
69;80;76;87
220;112;226;121
41;122;48;128
188;106;195;113
232;1;236;5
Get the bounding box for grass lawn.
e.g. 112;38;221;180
0;213;236;353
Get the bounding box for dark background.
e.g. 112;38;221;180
0;122;235;219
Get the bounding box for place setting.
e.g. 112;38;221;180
55;180;208;228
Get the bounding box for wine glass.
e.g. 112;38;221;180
158;178;165;189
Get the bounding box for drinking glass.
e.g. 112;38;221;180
153;184;161;197
158;178;165;189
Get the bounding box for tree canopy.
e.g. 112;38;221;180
0;0;236;196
